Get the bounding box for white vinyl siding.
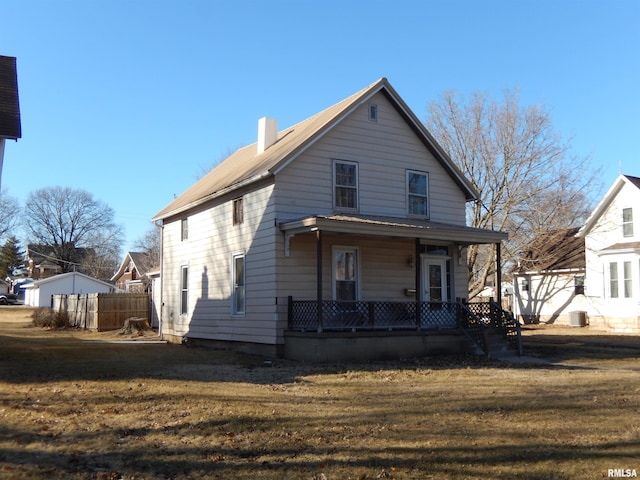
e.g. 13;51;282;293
161;183;279;343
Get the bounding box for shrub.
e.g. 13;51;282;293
31;308;70;329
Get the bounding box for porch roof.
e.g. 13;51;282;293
279;214;507;244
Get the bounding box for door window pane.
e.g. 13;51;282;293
334;249;357;301
428;264;443;302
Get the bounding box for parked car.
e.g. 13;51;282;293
0;293;19;305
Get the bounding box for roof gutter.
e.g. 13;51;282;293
152;171;274;222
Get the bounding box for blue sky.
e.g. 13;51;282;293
1;0;639;253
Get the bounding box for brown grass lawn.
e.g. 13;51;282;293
0;307;638;480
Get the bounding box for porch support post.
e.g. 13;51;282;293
415;237;421;329
316;230;323;332
495;242;502;306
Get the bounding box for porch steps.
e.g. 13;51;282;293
472;325;521;359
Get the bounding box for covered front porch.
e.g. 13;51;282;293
279;214;517;361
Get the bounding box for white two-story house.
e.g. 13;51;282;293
576;174;640;333
152;78;510;361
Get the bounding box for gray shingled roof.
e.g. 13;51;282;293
152;78;478;221
0;55;21;140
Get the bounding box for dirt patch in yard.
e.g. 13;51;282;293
0;306;638;480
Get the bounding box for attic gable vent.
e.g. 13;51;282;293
257;117;278;154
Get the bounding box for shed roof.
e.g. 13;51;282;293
153;78;478;221
23;272;116;290
516;227;585;273
0;55;21;140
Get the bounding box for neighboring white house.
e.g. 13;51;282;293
152;78;509;361
512;228;586;326
23;272;118;308
573;174;640;333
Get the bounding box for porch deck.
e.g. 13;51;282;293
286;297;522;361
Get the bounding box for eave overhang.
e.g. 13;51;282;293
279;214;507;244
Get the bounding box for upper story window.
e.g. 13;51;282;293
407;170;429;217
181;218;188;241
623;208;633;237
233;197;244;225
334;160;358;211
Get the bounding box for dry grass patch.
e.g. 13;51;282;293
0;306;638;479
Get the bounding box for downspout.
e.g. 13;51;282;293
415;237;421;329
157;221;164;338
496;242;502;306
316;230;323;332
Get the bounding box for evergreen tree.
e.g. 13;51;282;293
0;236;24;278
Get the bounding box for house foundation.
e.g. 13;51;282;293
284;330;470;363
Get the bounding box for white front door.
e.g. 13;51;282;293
422;256;448;302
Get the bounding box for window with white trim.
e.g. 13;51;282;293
609;262;619;298
233;197;244;225
623;208;633;237
333;160;358;210
333;246;358;301
181;218;188;241
623;261;632;298
232;253;245;315
180;265;188;315
407;170;429;217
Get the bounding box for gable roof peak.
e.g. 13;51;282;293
152;77;476;221
578;173;640;237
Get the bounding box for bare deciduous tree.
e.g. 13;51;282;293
0;191;20;242
24;186;123;279
133;224;161;272
424;88;599;297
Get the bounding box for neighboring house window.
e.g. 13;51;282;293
407;170;429;217
368;103;378;122
574;275;585;295
233;197;244;225
180;265;188;315
181;218;188;241
609;262;619;298
333;246;358;301
232;253;245;315
622;208;633;237
520;278;529;292
623;261;632;298
334;160;358;210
